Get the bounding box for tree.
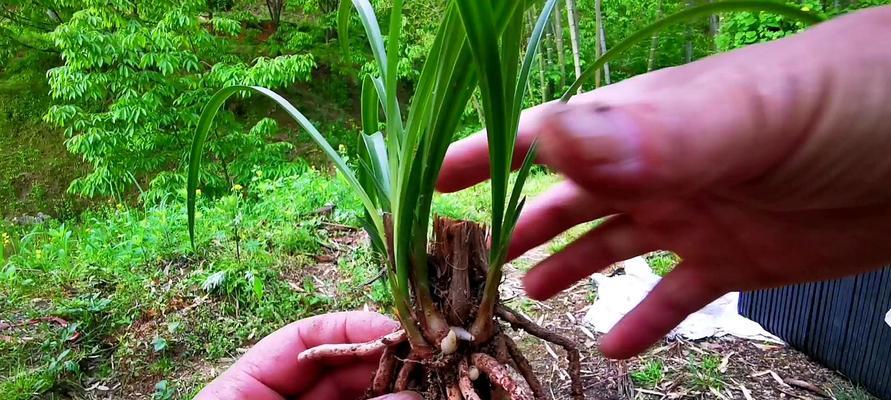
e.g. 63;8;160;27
551;0;567;87
43;0;317;199
594;0;611;85
647;0;664;71
266;0;286;29
565;0;583;89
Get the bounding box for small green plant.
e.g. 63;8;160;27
631;359;665;389
689;354;724;391
152;380;175;400
832;385;874;400
647;251;680;276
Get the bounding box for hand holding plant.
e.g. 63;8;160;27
438;5;891;360
195;312;420;400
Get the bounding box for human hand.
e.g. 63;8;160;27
438;6;891;360
195;311;420;400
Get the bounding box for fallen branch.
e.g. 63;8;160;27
496;305;584;400
785;378;829;398
459;359;482;400
298;330;406;362
503;334;546;400
472;353;534;400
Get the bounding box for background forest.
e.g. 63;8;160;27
0;0;887;399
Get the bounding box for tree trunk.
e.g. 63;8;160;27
685;0;694;63
708;1;720;51
266;0;285;30
565;0;583;92
527;7;549;103
552;0;567;88
594;0;610;86
647;0;664;71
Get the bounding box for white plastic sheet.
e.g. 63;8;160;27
583;257;783;344
885;308;891;328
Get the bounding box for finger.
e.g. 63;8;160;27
436;71;671;193
198;311;398;399
534;16;875;200
507;181;615;261
436;107;543;193
599;263;725;359
522;216;654;300
296;362;379;400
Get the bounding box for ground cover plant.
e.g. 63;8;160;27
188;1;822;399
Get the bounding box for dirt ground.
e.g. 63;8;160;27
496;252;875;400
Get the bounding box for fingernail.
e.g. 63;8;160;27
544;104;637;167
369;391;423;400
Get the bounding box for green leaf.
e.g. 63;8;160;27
337;0;352;56
361;75;380;135
187;86;384;249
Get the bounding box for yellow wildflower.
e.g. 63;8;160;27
232;184;244;192
801;6;811;11
195;189;202;196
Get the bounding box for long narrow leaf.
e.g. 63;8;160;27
347;0;388;79
455;0;511;258
563;0;824;99
362;131;391;203
337;0;352;56
187;86;385;249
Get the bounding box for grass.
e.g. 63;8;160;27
0;166;572;399
833;385;874;400
631;359;665;389
689;354;725;391
0;169;372;399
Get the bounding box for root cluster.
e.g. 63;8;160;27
299;219;585;400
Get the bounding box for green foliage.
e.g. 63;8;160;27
632;359;665;389
41;0;317;199
646;251;680;276
689;354;725;391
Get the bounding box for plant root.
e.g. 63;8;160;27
459;359;483;400
297;330;406;362
496;305;584;400
395;354;419;392
503;334;546;400
447;382;464;400
472;353;534;400
372;345;399;395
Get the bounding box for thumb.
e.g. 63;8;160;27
538;7;890;202
369;391;424;400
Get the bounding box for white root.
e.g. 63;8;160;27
451;326;475;342
297;330;406;362
468;366;480;381
441;328;459;355
459;359;483;400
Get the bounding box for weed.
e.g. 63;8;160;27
689;354;725;391
631;359;665;389
832;385;874;400
646;251;681;276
